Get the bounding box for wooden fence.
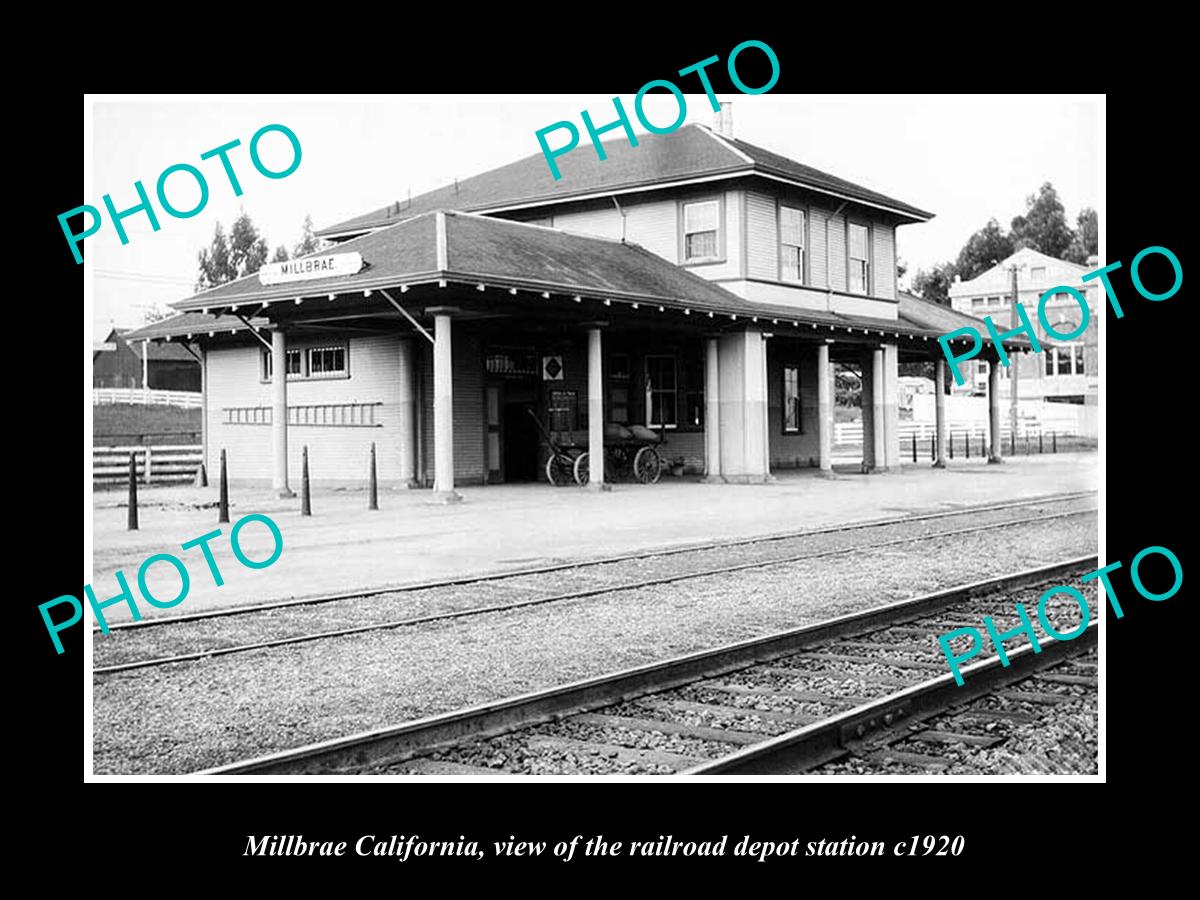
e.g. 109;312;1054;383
93;445;202;486
93;388;203;408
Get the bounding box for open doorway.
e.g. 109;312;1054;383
502;400;540;482
833;361;865;472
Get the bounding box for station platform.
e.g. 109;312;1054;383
89;453;1098;623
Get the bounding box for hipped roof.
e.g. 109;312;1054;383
317;124;934;238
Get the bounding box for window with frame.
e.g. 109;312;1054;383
682;200;720;262
782;364;802;434
1030;266;1047;282
1046;348;1056;376
780;206;805;284
262;348;303;380
645;355;677;428
848;223;870;294
308;345;347;377
608;352;631;424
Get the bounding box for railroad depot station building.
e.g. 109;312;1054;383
129;122;1026;498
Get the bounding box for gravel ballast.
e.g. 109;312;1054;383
93;511;1098;774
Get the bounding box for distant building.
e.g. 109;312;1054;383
93;328;201;391
948;247;1098;410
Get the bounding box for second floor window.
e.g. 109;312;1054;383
683;200;720;262
780;206;805;284
848;223;870;294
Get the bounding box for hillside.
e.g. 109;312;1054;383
93;404;202;445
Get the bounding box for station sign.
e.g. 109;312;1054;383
259;252;364;285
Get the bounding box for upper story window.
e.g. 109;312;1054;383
1030;266;1047;282
780;206;805;284
682;200;721;263
848;223;870;295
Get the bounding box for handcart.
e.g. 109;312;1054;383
527;410;665;486
573;422;664;485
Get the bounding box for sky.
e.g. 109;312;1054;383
88;95;1100;337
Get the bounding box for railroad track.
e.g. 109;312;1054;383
93;494;1097;676
196;557;1099;776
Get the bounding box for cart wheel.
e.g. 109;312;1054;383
545;454;573;486
573;452;590;486
634;446;662;484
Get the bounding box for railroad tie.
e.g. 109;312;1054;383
570;712;761;746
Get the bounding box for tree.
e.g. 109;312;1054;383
229;210;270;277
271;245;290;263
896;258;908;281
911;262;958;307
294;213;320;257
196;221;236;290
1010;182;1074;260
1065;207;1098;264
955;218;1015;281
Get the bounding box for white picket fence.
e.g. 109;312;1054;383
93;388;202;408
93;445;203;486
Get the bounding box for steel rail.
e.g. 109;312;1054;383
192;556;1097;775
94;490;1096;634
683;621;1098;775
94;509;1096;677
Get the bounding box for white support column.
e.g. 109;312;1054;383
586;325;607;490
871;347;886;472
430;309;461;501
760;332;772;480
883;343;901;469
933;357;948;468
704;337;722;482
860;348;875;472
817;342;832;472
397;335;417;487
200;347;209;475
271;329;294;497
988;359;1003;464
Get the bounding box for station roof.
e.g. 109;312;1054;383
316;124;934;239
128;213;1017;354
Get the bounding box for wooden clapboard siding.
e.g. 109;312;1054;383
745;190;778;281
826;209;847;292
873;224;896;299
207;335;407;485
809;207;829;287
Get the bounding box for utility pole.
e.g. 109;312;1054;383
1008;264;1020;448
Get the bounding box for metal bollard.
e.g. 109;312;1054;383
1053;431;1057;453
194;462;208;488
1011;431;1016;456
368;442;379;511
218;449;229;524
127;452;139;531
930;434;936;460
911;433;917;462
965;431;970;458
301;445;312;516
950;432;955;459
